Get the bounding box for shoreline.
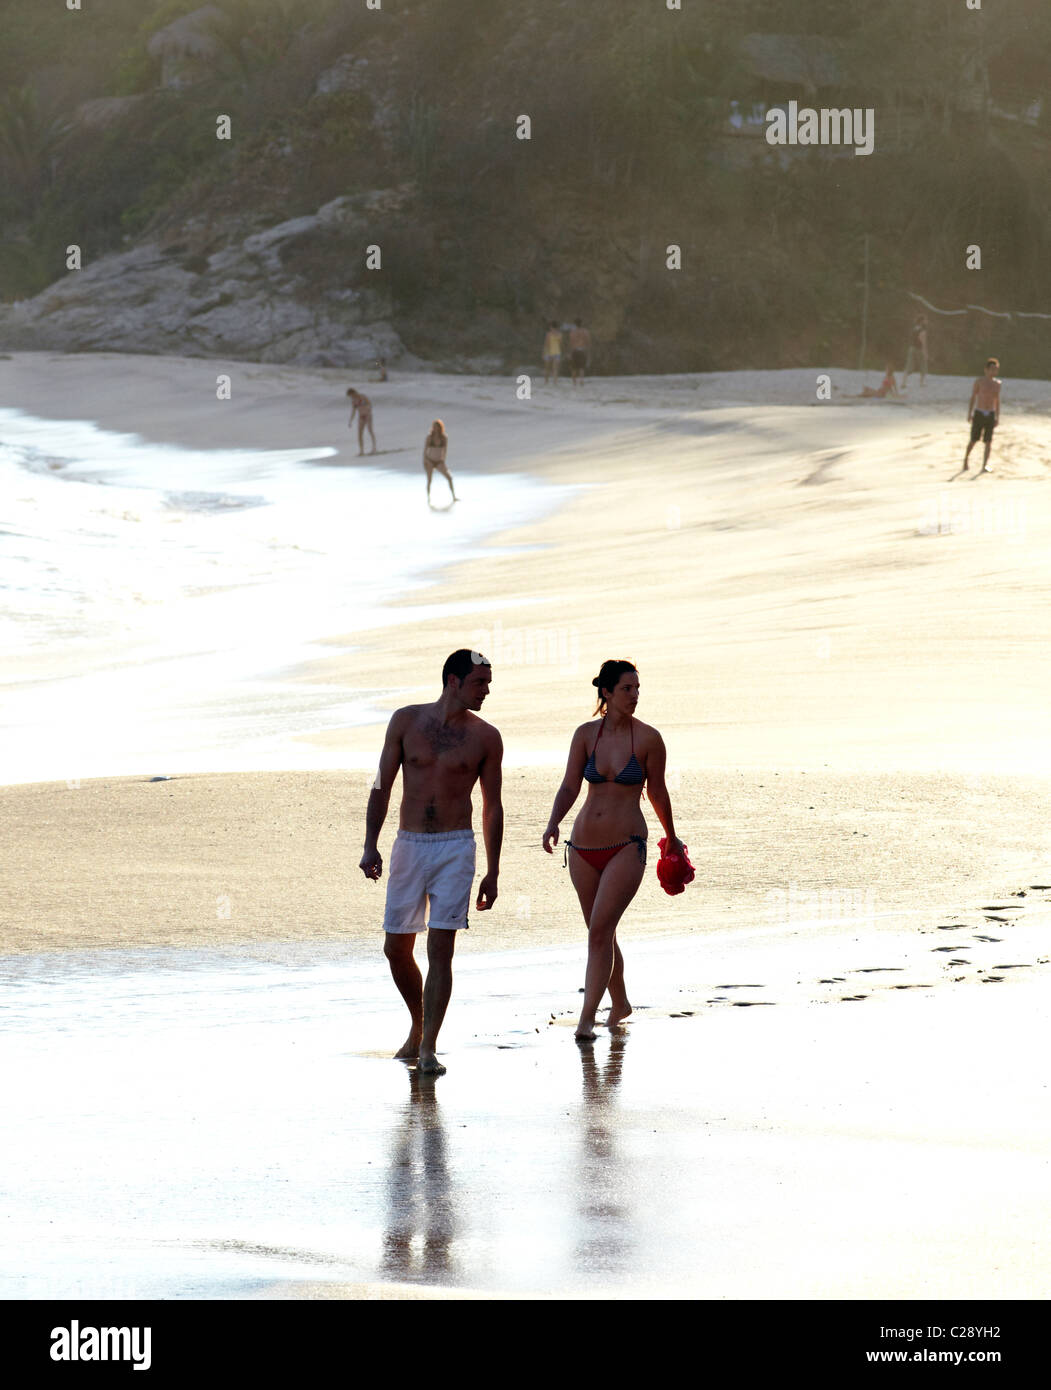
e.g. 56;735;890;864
0;353;588;785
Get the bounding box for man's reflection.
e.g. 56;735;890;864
380;1069;456;1283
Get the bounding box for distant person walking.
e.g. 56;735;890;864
542;660;683;1042
568;319;591;387
964;357;1002;474
424;419;457;504
902;314;928;388
542;321;563;384
346;388;377;455
359;650;503;1075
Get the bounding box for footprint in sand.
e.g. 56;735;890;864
856;967;904;974
715;983;765;989
732;1001;775;1007
840;995;867;1002
982;975;1005;983
974;935;1001;943
937;924;966;931
932;946;960;953
818;977;846;983
993;963;1031;970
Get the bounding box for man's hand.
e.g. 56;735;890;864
476;873;498;910
359;848;383;881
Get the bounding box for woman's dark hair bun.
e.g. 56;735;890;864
591;659;638;714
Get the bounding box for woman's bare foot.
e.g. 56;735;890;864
394;1029;422;1061
575;1014;597;1042
606;1001;633;1028
418;1050;446;1075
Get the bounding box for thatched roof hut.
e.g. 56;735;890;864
147;5;226;88
739;33;845;96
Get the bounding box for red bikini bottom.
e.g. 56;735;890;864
565;836;647;873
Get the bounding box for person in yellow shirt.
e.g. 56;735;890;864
542;320;562;384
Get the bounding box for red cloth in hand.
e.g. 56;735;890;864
657;837;695;895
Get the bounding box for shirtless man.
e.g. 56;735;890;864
359;650;503;1075
964;358;1002;474
346;388;377;455
568;319;591;387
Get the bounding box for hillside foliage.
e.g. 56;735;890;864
1;0;1049;375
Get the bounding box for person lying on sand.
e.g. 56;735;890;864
850;365;900;400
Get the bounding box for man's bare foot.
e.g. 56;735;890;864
606;1002;633;1028
418;1050;446;1075
394;1030;422;1061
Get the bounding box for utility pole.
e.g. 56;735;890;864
858;234;870;374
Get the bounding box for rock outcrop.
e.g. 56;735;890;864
0;191;416;368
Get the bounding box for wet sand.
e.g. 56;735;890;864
3;934;1049;1301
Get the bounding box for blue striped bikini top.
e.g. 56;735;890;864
583;716;644;786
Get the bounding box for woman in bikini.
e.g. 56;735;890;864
423;419;457;504
542;659;683;1041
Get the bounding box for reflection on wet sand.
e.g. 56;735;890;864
4;940;1050;1300
380;1070;455;1285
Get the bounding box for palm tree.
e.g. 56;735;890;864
0;84;71;215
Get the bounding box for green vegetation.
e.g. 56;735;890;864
1;0;1050;374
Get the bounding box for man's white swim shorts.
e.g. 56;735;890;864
382;829;476;933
